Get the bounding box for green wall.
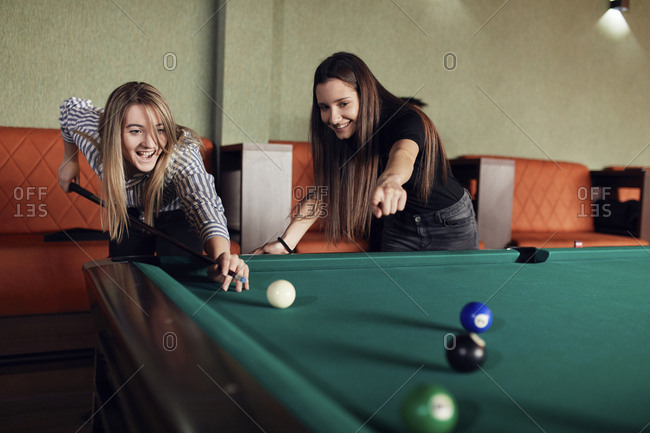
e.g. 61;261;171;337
0;0;218;138
223;0;650;169
3;0;650;169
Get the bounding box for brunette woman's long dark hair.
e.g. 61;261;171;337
309;52;448;244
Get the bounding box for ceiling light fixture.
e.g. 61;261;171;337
610;0;629;11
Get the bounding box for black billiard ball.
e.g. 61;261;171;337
445;333;486;372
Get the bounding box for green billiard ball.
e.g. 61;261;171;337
401;384;458;433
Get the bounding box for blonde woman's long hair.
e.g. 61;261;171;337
79;82;199;241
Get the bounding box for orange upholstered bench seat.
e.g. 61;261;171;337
457;155;647;248
509;231;645;248
0;234;107;316
296;232;369;254
0;126;234;318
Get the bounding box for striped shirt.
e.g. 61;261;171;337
59;97;229;245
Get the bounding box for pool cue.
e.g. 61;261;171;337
69;182;246;283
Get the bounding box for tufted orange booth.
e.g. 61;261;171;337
0;126;107;317
0;126;235;318
458;155;648;248
270;140;369;253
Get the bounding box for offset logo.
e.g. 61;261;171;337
443;52;457;71
578;186;612;218
293;186;328;218
162;332;177;351
443;332;457;350
13;186;48;218
163;52;177;71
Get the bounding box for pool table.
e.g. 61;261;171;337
82;247;650;432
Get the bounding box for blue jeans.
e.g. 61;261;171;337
380;190;478;252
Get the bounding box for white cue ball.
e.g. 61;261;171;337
266;279;296;309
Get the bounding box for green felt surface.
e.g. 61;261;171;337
136;248;650;433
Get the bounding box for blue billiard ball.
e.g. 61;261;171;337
460;302;492;333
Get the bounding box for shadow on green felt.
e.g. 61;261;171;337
189;284;318;310
321;339;450;372
339;309;465;334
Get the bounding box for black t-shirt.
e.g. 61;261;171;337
377;108;464;213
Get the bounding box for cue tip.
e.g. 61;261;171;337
227;269;247;284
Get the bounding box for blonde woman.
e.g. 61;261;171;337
58;82;248;291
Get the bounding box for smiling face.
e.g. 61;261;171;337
121;104;166;173
315;78;359;140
